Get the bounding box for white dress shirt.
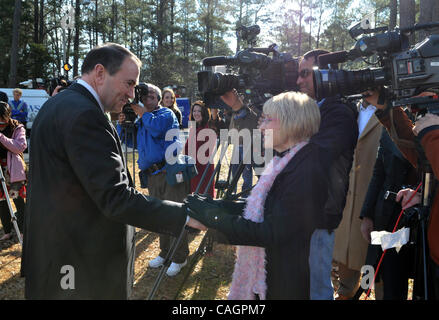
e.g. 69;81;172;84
77;79;105;114
357;104;376;138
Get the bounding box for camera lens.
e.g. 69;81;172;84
313;68;388;100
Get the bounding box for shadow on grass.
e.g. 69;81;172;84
131;232;235;300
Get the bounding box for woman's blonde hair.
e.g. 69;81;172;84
263;91;320;142
161;88;178;109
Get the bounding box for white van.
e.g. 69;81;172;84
0;88;50;130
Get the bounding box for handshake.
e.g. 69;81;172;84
184;194;246;232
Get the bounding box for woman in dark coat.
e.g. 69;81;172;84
360;128;417;299
186;92;328;299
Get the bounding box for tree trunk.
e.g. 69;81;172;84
316;0;323;47
298;0;303;56
170;0;175;52
95;0;98;46
34;0;39;43
9;0;22;87
389;0;397;30
419;0;435;39
39;0;44;43
400;0;416;44
73;0;80;77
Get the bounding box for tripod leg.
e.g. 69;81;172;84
0;169;22;246
173;230;213;299
147;225;189;300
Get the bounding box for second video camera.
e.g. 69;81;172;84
312;20;439;104
197;25;299;109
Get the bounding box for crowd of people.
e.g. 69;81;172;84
1;42;439;301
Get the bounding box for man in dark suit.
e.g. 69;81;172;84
21;43;204;299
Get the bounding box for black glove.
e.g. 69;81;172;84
198;194;246;216
184;194;236;229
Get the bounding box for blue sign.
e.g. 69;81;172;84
176;98;191;128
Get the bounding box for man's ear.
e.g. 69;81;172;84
94;64;106;85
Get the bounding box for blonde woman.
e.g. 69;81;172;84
186;92;328;299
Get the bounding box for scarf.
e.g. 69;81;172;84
227;140;308;300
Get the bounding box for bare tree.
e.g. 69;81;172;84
419;0;435;39
8;0;22;87
389;0;397;30
400;0;416;44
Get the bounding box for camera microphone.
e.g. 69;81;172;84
202;56;234;67
318;51;348;67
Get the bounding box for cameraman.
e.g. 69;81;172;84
220;89;259;197
365;90;439;298
297;49;358;300
131;83;190;277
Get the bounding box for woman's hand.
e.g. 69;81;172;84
360;217;374;243
396;188;421;210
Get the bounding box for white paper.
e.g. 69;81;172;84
370;227;410;253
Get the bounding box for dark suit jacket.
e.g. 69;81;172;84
21;83;186;299
310;97;358;230
212;143;328;299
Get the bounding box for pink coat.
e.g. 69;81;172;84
0;124;27;183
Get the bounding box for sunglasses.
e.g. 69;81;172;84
298;69;313;79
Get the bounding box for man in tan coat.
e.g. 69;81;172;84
332;100;382;299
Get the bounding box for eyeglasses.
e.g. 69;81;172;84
298;69;313;79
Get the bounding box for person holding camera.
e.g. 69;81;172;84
297;49;358;300
364;90;439;298
131;83;191;277
22;43;203;299
220;89;259;198
186;91;328;299
0;101;27;242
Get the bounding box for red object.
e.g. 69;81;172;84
184;123;216;197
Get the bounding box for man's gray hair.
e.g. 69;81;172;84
145;83;162;101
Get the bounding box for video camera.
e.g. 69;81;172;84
197;25;299;109
48;76;72;96
312;19;439;110
121;82;149;122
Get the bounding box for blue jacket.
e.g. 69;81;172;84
9;99;28;124
136;106;181;171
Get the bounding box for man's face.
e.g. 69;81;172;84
297;57;316;99
13;92;21;101
141;89;159;112
98;57;139;113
